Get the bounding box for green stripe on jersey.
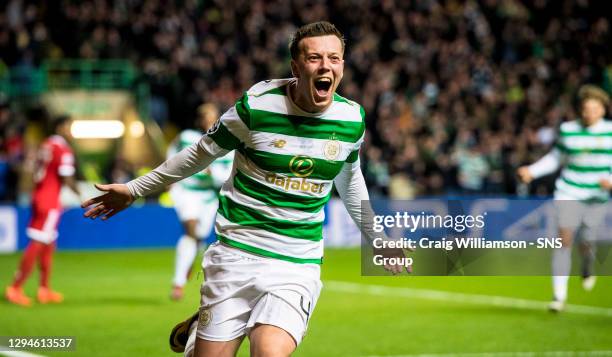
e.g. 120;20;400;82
346;149;359;163
567;164;611;172
180;140;198;149
556;144;612;155
217;235;322;264
235;94;251;128
208;122;242;150
561;176;603;189
217;195;323;241
248;109;363;143
560;131;612;137
182;184;215;192
233;170;329;212
243;147;344;180
333;93;350;104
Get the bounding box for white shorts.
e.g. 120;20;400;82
27;206;61;244
170;185;218;238
196;242;322;345
554;200;608;239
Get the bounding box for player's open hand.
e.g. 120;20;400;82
81;183;134;220
373;247;413;275
516;166;533;184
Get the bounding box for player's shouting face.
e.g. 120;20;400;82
291;35;344;113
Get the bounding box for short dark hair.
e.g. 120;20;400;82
51;115;71;134
289;21;345;60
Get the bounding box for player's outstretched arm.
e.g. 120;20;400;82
81;183;134;220
334;160;409;274
82;138;224;220
517;147;563;184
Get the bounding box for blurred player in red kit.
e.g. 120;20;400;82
5;115;80;307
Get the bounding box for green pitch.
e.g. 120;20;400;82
1;249;611;356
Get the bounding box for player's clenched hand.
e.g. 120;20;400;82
516;166;533;184
600;178;612;191
81;183;134;220
373;247;412;275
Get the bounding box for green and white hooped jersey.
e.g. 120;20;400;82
554;120;612;202
169;129;234;197
200;78;365;264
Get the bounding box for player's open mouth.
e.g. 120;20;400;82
314;78;332;98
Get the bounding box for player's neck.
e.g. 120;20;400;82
581;117;603;127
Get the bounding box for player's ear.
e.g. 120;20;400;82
290;60;299;78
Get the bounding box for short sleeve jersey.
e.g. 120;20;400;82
553;119;612;201
32;135;75;209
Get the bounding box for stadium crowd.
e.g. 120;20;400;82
1;0;611;200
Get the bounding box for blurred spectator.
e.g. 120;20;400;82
110;158;134;184
0;96;24;201
364;146;389;198
454;142;490;195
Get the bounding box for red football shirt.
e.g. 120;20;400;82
31;135;75;209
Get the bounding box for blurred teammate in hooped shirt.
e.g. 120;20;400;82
5;115;80;307
168;103;234;300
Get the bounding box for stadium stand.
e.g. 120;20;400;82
1;0;611;200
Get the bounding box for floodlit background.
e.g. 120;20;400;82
1;0;611;356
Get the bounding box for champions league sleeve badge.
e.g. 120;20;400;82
207;118;221;135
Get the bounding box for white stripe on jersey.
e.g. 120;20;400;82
568;154;612;167
248;91;362;122
231;151;333;198
214;214;324;260
249;131;357;159
562;136;612;150
562;170;610;184
222;179;325;223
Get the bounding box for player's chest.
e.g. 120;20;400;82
561;135;612;152
248;131;351;162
